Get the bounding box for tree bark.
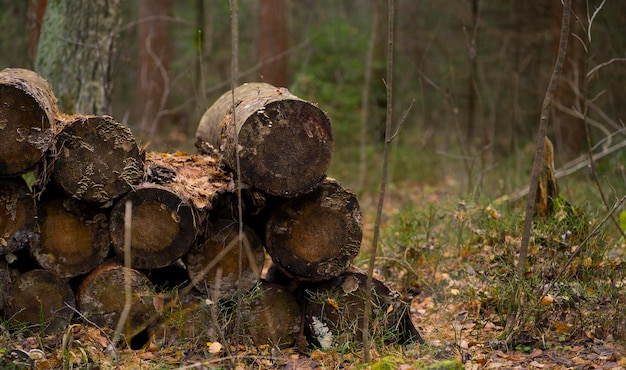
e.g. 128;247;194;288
302;267;422;348
265;178;362;281
241;280;302;349
0;68;58;176
31;197;110;278
35;0;121;114
195;82;334;197
51;115;145;204
185;219;264;300
0;178;37;254
535;137;559;218
77;260;156;339
4;269;75;334
109;183;196;269
259;0;289;87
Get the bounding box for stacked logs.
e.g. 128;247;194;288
0;69;421;349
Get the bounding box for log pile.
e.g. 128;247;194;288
0;69;421;349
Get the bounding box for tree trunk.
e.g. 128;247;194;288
4;269;75;334
259;0;289;87
35;0;121;115
137;0;172;137
31;197;110;278
0;178;37;254
302;267;422;348
109;183;196;270
552;0;587;156
195;82;334;197
185;219;264;300
0;68;58;176
241;281;302;349
77;260;156;340
51;115;145;204
265;178;362;281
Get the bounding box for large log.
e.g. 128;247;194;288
77;260;156;339
185;219;265;300
31;197;110;278
0;68;58;176
109;183;196;269
0;178;37;254
301;267;422;349
3;269;75;334
51;115;144;203
241;281;302;349
195;82;334;197
265;178;362;281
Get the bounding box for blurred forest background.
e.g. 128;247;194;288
2;0;626;199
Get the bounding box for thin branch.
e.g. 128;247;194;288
587;57;626;79
517;0;571;276
363;0;394;363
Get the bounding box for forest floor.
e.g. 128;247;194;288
1;180;625;369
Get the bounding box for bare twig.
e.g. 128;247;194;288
363;0;394;363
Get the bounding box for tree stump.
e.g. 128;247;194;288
51;115;144;203
77;260;156;340
31;197;110;278
241;281;302;349
0;68;58;176
4;269;75;334
195;82;334;197
185;219;265;300
109;183;196;269
535;137;559;218
265;178;362;281
0;178;37;254
302;267;422;349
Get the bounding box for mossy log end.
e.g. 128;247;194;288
77;260;156;339
51;115;144;203
0;68;58;176
195;82;334;197
31;197;110;278
302;267;423;348
241;281;302;349
265;178;362;281
185;219;265;299
0;178;37;254
4;269;75;334
109;183;196;269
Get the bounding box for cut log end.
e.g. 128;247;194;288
0;68;57;176
52;115;144;203
185;220;264;299
0;178;37;254
4;269;75;334
266;178;362;280
110;184;195;269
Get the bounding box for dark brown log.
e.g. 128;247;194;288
0;68;58;176
241;281;302;349
31;197;109;278
51;115;144;203
195;82;334;197
185;219;264;300
109;183;196;269
302;267;423;349
4;269;75;334
0;178;37;254
265;178;362;281
77;260;156;338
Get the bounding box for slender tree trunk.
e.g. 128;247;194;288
137;0;172;137
27;0;47;61
35;0;121;115
259;0;289;87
